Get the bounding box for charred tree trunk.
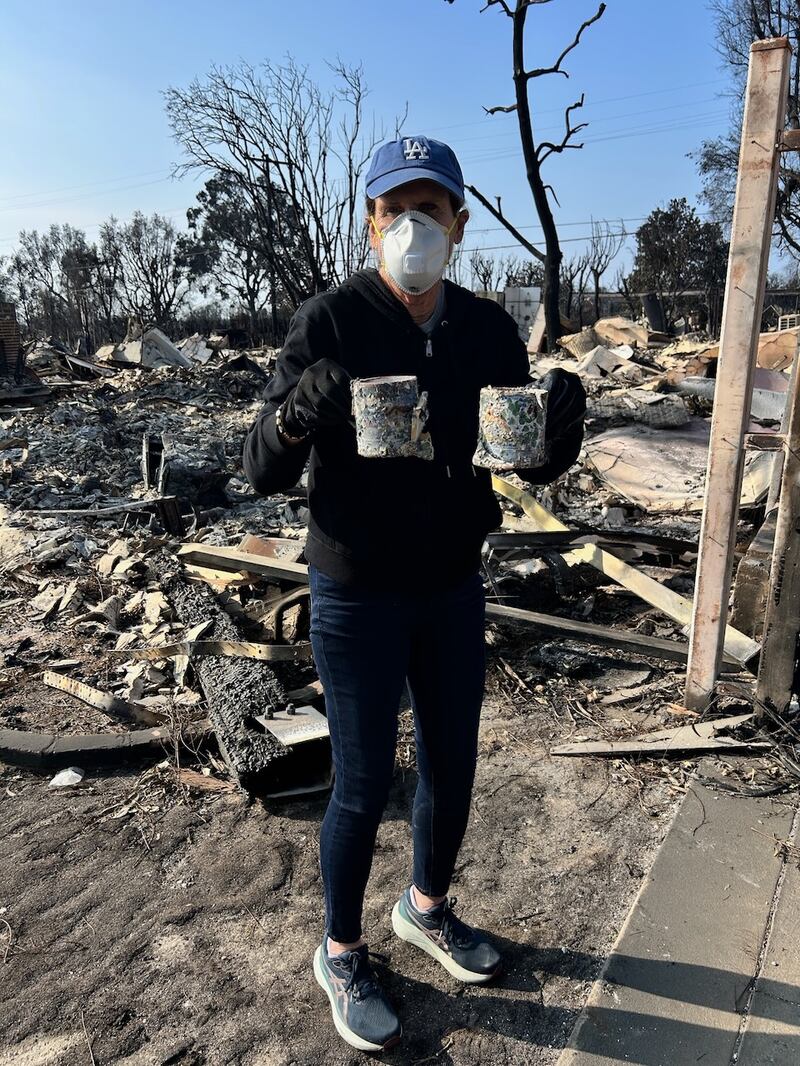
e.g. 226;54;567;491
462;0;605;352
511;3;563;350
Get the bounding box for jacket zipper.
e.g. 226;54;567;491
424;331;453;478
434;321;476;479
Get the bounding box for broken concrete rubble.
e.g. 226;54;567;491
707;325;800;372
575;344;649;382
0;327;318;788
593;316;664;349
558;316;668;357
176;332;215;364
96;327;192;370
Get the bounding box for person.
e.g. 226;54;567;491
243;134;585;1053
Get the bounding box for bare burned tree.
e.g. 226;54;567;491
101;213;189;331
446;0;605;349
10;225;100;348
614;267;640;320
165;59;401;306
503;255;544;287
560;252;590;325
469;250;543;291
697;1;800;261
470;250;505;290
587;218;625;320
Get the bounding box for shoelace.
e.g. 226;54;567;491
335;949;388;1002
439;897;474;951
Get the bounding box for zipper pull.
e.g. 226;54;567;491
425;338;433;358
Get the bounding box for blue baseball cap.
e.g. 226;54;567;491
365;136;465;202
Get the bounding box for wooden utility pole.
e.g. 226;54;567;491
685;38;791;711
756;337;800;718
766;340;799;510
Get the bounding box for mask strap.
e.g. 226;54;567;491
369;216;384;241
442;212;464;268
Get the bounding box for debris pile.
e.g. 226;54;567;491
0;328;331;796
536;317;795;517
0;315;797;801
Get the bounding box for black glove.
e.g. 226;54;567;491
515;368;585;485
540;367;586;440
281;358;352;437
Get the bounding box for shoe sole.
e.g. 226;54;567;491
312;947;401;1053
391;901;501;985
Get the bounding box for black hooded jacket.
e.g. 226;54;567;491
243;269;581;589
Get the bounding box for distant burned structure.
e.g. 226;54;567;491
0;302;22;381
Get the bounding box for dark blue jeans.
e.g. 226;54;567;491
309;565;486;943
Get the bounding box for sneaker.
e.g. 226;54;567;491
313;939;402;1052
391;889;502;984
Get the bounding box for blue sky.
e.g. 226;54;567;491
0;0;732;271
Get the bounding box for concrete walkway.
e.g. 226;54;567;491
559;775;800;1066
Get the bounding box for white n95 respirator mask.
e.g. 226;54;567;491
371;210;460;295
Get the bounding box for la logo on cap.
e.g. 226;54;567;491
403;138;429;161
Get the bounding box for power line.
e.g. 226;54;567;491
467;219;640;235
424;79;730;134
460;231;631;253
0;176;178;215
0;110;728;248
0;169;172;206
449;96;725;149
0;209;713;251
0;106;730;230
0;98;725;216
458;110;729;166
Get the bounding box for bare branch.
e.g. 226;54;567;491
484;103;518;115
537;94;587;164
465;183;546;263
454;0;606;349
481;0;514;16
525;2;606;80
166;58;396;301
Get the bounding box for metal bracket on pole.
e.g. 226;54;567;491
685;37;791;712
779;128;800;151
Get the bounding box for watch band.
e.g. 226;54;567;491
275;402;309;444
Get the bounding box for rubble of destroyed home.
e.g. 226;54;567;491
1;295;797;798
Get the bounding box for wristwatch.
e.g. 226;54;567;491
275;402;309;445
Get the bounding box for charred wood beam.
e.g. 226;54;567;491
0;721;211;770
155;551;292;794
487;529;698;563
486;601;742;671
